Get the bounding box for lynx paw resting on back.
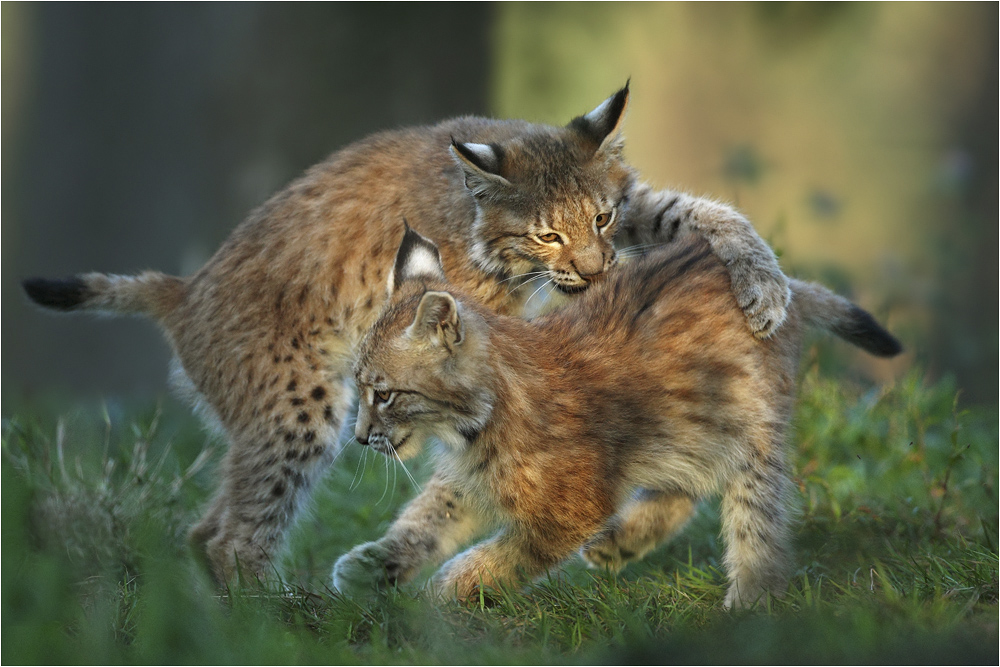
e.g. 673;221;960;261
25;82;789;585
335;227;900;608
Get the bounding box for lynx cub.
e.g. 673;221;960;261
334;227;901;608
23;84;790;584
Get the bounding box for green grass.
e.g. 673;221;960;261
3;367;997;664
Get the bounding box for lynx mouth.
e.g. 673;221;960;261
555;282;591;295
371;433;410;457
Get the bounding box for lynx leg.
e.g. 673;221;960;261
720;449;793;609
191;374;355;584
333;473;486;595
581;489;696;571
431;522;586;601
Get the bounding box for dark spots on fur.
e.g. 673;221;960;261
325;316;335;326
360;262;368;287
619;548;636;560
290;397;305;407
445;500;456;510
283;355;293;363
323;405;335;422
309;328;321;336
287;379;298;392
458;425;480;444
273;355;281;363
267;343;274;351
311;386;327;401
272;481;285;497
291;337;300;350
343;305;354;320
282;466;308;489
297;411;310;423
304;431;316;444
364;296;373;310
285;449;298;461
284;430;295;443
263;398;277;412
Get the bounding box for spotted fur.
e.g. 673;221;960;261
334;230;900;609
23;84;790;584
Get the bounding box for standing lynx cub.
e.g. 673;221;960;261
23;84;790;584
335;227;901;608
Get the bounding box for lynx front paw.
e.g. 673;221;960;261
729;259;791;339
332;541;404;596
580;529;632;572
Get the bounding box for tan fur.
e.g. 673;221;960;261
25;85;792;584
335;232;900;609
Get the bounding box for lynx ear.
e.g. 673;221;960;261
450;139;513;198
568;81;630;155
409;291;464;349
390;220;446;294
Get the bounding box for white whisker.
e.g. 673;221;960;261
524;278;554;309
497;270;547;287
501;271;549;297
390;445;422;493
376;446;390;506
349;446;369;491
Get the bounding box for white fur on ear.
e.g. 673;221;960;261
391;221;446;293
569;82;630;153
459;142;500;173
449;140;513;196
583;96;616;127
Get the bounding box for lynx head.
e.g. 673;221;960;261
354;224;494;460
451;83;634;293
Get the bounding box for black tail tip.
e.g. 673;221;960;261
843;306;903;358
22;277;90;311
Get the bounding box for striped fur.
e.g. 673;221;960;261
335;232;900;609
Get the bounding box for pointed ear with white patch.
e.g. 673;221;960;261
567;81;630;155
449;139;513;198
390;221;446;294
409;290;464;349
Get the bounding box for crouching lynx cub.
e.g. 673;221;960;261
334;226;901;608
23;83;790;584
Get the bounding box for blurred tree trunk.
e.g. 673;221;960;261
3;3;493;403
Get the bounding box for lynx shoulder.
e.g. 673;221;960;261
23;84;790;584
335;228;900;608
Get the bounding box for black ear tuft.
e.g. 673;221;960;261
392;220;446;292
23;276;91;311
567;81;630;150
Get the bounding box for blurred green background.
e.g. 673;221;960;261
3;2;996;406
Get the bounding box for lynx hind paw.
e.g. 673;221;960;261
332;541;401;596
580;531;632;572
730;260;791;339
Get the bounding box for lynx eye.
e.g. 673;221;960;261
595;212;611;229
538;232;562;244
374;389;393;404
